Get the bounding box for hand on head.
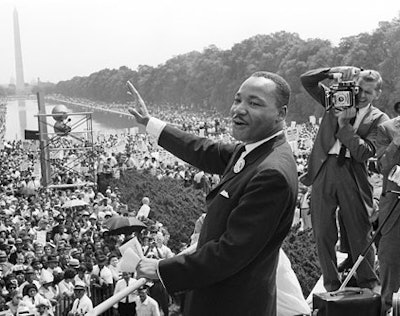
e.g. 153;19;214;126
126;81;150;126
330;66;361;81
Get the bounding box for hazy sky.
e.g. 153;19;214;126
0;0;399;85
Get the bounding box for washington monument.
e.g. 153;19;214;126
13;8;25;94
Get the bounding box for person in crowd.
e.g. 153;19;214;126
375;116;400;315
113;271;137;316
0;251;13;276
107;253;120;284
74;264;91;295
38;270;59;311
128;70;298;315
6;290;22;316
68;281;93;316
17;267;40;297
134;286;160;316
91;254;113;287
144;234;173;316
36;302;52;316
136;197;151;219
21;284;52;316
58;268;76;298
300;66;389;291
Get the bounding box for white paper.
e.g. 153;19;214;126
119;236;144;258
117;248;140;273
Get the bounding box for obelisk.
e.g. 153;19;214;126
13;8;25;94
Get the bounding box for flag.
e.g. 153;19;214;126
24;129;39;140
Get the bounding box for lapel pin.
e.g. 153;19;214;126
233;157;245;173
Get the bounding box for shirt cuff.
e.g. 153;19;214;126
156;260;167;289
146;117;167;143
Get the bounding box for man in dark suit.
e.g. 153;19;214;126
376;117;400;315
128;71;298;316
300;66;389;292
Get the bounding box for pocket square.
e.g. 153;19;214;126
220;190;229;198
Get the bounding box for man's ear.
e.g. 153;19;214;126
277;105;287;122
375;89;382;100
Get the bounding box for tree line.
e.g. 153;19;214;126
52;16;400;122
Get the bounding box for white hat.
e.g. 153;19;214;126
68;258;80;268
89;213;97;220
74;280;86;290
40;269;54;284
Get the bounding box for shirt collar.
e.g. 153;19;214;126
357;104;371;116
244;130;284;156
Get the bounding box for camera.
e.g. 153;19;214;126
325;73;359;111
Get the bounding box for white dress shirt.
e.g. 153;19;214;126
113;277;138;308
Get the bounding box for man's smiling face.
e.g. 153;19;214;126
230;76;283;144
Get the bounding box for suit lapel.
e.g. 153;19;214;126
357;106;382;137
208;134;285;196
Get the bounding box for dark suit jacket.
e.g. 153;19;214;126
376;118;400;234
300;68;389;213
157;125;298;316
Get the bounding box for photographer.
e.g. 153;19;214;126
300;66;388;292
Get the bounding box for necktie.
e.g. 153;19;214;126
337;116;357;166
222;146;246;178
125;279;129;303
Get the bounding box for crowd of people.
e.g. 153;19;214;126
0;138;181;316
3;64;398;316
0;91;321;316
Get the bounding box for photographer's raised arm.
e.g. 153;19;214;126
300;66;361;107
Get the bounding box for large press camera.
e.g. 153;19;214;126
325;73;360;111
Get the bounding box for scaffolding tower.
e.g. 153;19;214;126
35;92;96;189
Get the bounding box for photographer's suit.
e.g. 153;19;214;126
300;68;388;291
376;118;400;314
156;124;298;316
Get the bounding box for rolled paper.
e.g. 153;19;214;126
86;278;147;316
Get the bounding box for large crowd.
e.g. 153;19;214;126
0;96;325;316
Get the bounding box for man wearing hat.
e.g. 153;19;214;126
38;270;58;307
8;238;23;264
68;258;80;269
68;280;93;316
41;255;58;280
18;267;40;296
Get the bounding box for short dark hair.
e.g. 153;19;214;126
394;101;400;113
251;71;291;109
63;268;76;279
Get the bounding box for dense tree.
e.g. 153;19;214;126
52;18;400;122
